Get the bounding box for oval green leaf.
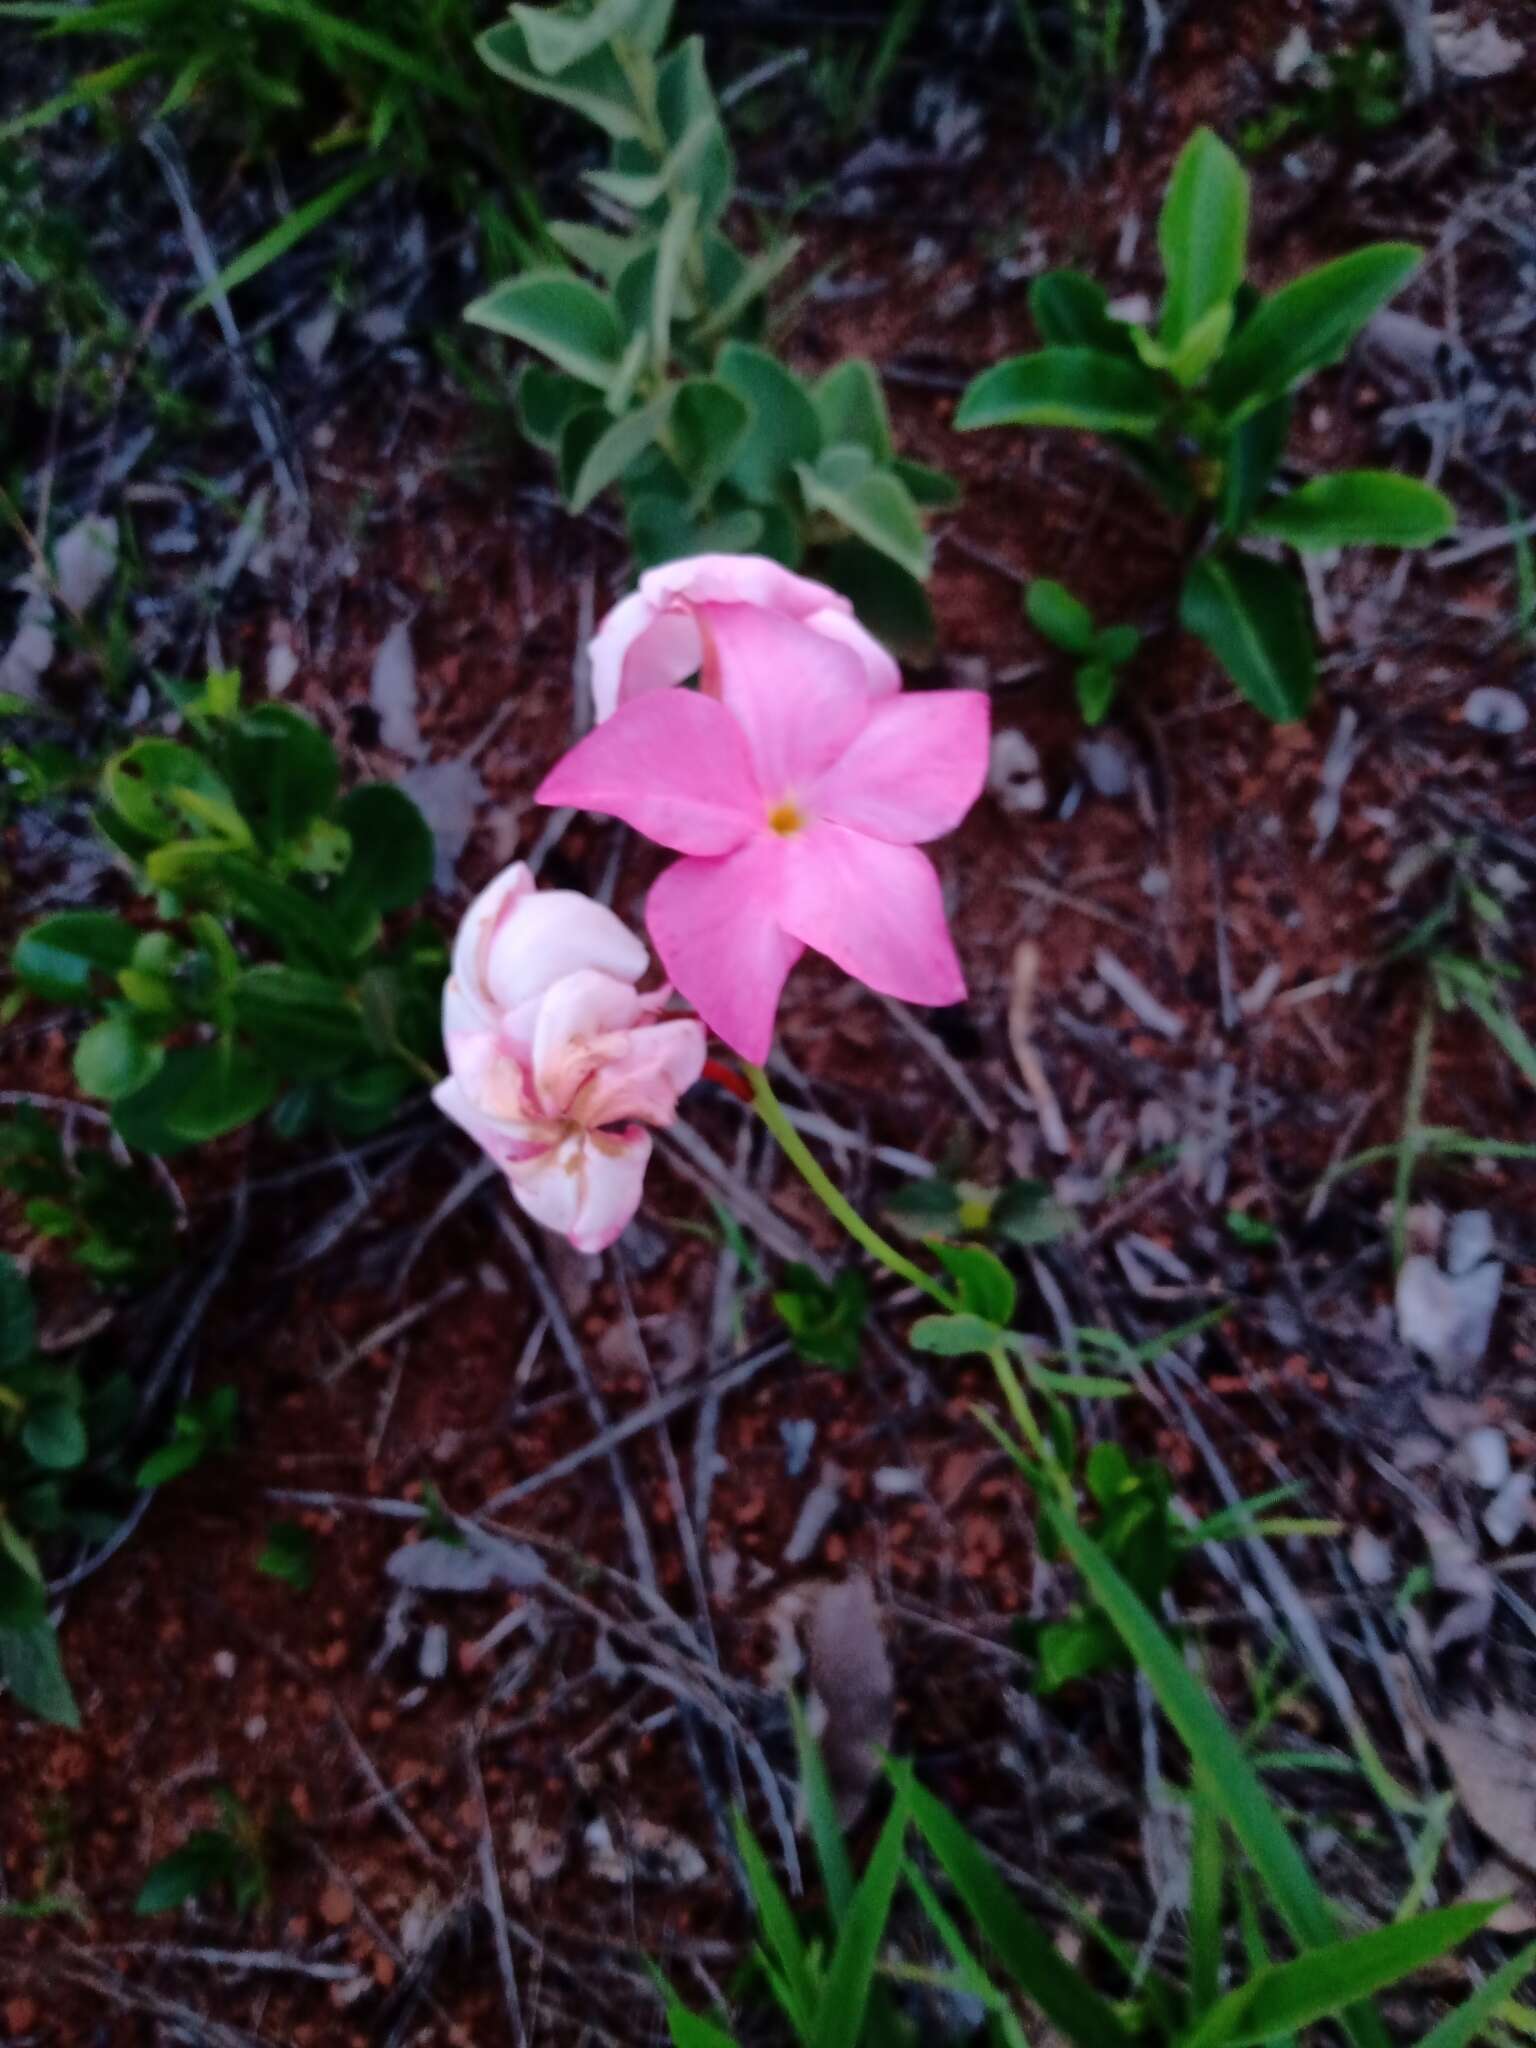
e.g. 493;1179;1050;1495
1180;552;1316;722
1249;471;1455;550
956;349;1167;436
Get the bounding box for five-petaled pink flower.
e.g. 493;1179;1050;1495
538;600;989;1063
433;863;706;1251
589;553;899;723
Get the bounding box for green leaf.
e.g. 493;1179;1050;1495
463;272;625;389
1211;244;1422;419
1096;623;1141;666
1158;127;1250;348
112;1046;277;1156
669;379;751;508
1220;398;1292;533
104;740;243;846
568;392;676;514
812;360;895;462
909;1312;1005;1358
1189;1772;1227;2019
956;349;1167;436
663;1999;740;2048
0;1620;79;1729
891;1760;1135;2048
893;458;960;509
230;967;367;1067
811;540;934;655
1026;579;1098;655
0;1255;36;1370
476;20;649;141
515;364;600;455
134;1832;241;1915
1075;662;1119;724
1249;472;1455;550
331;784;435;929
73;1013;162;1102
714;343;821;499
653;38;732;227
13;911;137;1002
1041;1508;1390;2048
932;1242;1016;1324
1186;1903;1498;2048
224;705;339;851
810;1801;907;2048
1180;553;1316;721
796;447;930;581
1408;1942;1536;2048
649;193;700;367
1030;271;1135;355
512;0;672;74
545;220;634;284
257;1521;315;1591
1163;300;1235;388
22;1396;88;1471
0;1545;45;1630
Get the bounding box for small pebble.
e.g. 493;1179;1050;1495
212;1650;237;1680
988;729;1048;814
1464;687;1528;735
1459;1426;1511;1491
1484;1472;1533;1547
1078;734;1134;798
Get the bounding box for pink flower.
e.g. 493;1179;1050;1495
589;552;899;722
433;864;706;1251
538;603;989;1063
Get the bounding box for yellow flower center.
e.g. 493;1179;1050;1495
767;796;806;837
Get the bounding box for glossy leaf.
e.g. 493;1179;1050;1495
1030;270;1133;355
463;271;625;388
1076;660;1119;725
1026;579;1097;655
74;1012;163;1102
104;741;243;846
13;912;137;1002
957;349;1167;436
1249;471;1454;550
1158;127;1249;348
1180;553;1316;721
332;785;435;926
1220;397;1292;533
1211;244;1421;418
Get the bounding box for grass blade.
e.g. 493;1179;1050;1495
1042;1505;1390;2048
0;52;155;140
809;1800;906;2048
1185;1901;1498;2048
1189;1770;1226;2018
731;1813;815;2038
186;163;385;312
1409;1942;1536;2048
890;1760;1134;2048
789;1695;855;1926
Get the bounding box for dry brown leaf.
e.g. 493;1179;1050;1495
807;1574;895;1826
1008;941;1071;1156
1429;1710;1536;1877
1460;1856;1536;1935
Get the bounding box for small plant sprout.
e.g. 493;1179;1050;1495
10;674;443;1155
135;1789;269;1917
1024;579;1142;725
464;0;955;645
957;126;1455;721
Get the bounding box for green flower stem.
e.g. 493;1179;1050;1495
986;1341;1048;1465
743;1062;957;1311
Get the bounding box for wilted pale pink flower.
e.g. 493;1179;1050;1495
539;603;989;1064
588;553;899;722
434;864;706;1252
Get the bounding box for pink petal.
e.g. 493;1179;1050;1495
590;591;700;722
575;1014;707;1130
529;968;642;1118
695;604;870;802
432;1077;549;1171
804;604;902;698
810;690;990;844
646;842;804;1064
537;690;760;855
640;553;852;622
450;861;535;1005
780;825;966;1008
483;888;648;1015
508;1127;651;1251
